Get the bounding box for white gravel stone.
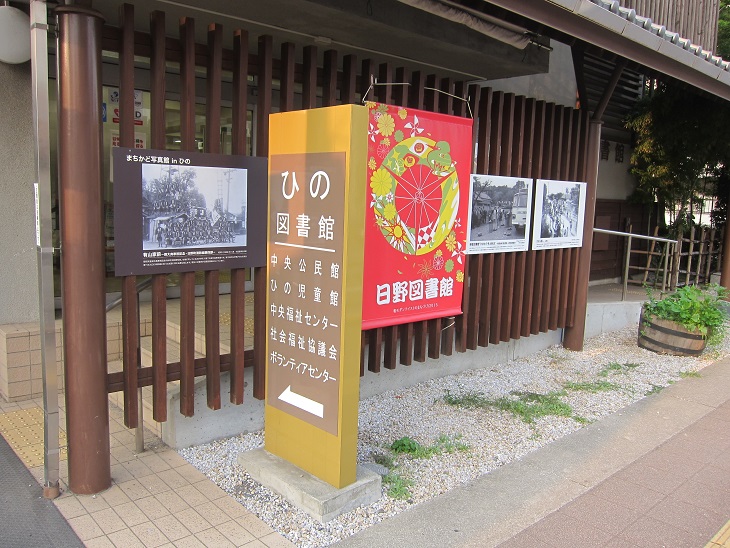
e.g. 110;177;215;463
178;324;730;547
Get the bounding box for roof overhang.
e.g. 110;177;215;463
484;0;730;102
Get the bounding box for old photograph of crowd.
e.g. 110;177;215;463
466;174;532;254
142;163;247;252
532;179;586;250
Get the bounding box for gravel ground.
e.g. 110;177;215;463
179;324;730;547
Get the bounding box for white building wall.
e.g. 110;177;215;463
0;62;38;324
596;141;636;200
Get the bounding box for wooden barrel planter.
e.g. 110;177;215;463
638;309;706;357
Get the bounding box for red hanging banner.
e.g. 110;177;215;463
362;103;473;329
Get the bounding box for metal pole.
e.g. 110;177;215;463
56;4;111;494
30;0;59;500
135;291;144;453
622;235;632;302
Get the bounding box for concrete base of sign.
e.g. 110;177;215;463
237;448;382;523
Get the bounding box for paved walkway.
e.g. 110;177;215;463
0;283;727;547
338;355;730;547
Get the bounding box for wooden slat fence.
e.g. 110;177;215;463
102;4;592;427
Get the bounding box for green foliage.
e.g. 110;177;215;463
645;384;664;396
679;370;702;378
443;389;587;423
719;0;730;59
624;84;730;229
599;362;641;377
563;381;620;393
382;473;413;500
642;284;728;344
390;436;422;455
372;452;395;469
390;434;469;458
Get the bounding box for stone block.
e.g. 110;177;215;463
238;448;381;522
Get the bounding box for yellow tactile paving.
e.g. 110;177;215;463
0;407;67;468
707;520;730;547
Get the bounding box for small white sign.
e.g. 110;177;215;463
34;183;41;247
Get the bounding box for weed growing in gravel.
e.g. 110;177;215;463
443;390;491;408
443;390;591;424
645;384;664;396
599;361;641;377
679;370;701;378
372;452;395;469
383;472;413;500
563;380;621;393
390;434;469;458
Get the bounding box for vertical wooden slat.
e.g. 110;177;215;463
394;67;410;108
409;71;425;110
479;255;494;346
383;327;397;369
279;43;295;113
377;62;392;104
455;86;479;353
361;59;375;101
342;54;358;104
424;74;439;111
119;3;138;428
476;87;493;347
253;35;273;400
557;108;573;328
399;323;414;366
499;94;515;343
439;78;454;115
179;16;196;417
488;91;504;344
203;23;223;411
323;49;338;107
510;96;526;340
453;81;467;118
530;101;546;335
567;111;589;326
150;11;167;421
549;106;565;332
229;269;246;404
521;99;537;338
413;321;427;362
179;274;196;417
410;69;427;362
466;254;482;350
229;28;249;405
302;45;317;109
367;329;382;373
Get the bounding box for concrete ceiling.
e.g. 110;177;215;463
90;0;549;81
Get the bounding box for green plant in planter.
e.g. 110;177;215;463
642;284;728;346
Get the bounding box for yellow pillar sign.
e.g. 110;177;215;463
265;105;367;488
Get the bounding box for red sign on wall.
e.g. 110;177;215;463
362;103;473;329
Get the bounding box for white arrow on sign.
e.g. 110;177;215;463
278;386;324;418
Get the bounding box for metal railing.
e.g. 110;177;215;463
593;228;678;300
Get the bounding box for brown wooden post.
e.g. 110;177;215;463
56;5;111;495
563;119;602;351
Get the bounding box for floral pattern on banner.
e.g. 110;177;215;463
362;102;473;329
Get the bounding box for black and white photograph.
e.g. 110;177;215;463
531;179;587;250
466;174;532;254
113;148;267;276
143;164;247;251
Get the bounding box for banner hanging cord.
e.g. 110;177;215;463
361;77;473;119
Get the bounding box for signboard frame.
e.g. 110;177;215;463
113;148;267;275
531;179;587;250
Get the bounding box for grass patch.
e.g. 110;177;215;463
679;370;701;378
390;434;469;458
645;384;664;396
563;380;620;393
372;452;395;469
599;361;641;377
443;390;591;424
382;472;413;500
